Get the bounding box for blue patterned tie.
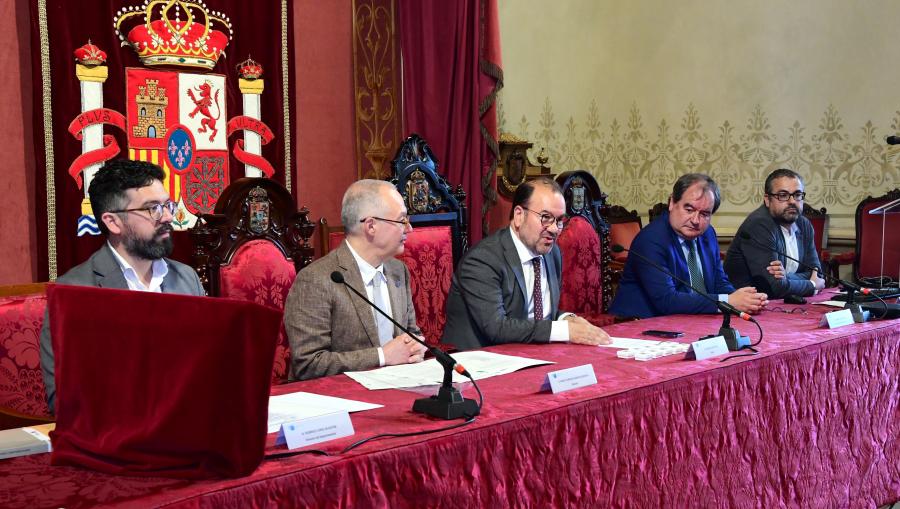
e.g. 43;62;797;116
687;240;706;294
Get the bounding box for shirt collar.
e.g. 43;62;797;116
107;241;169;291
509;227;541;265
780;222;799;237
346;241;384;285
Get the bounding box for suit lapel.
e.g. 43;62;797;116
336;244;379;347
500;229;528;315
92;244;130;290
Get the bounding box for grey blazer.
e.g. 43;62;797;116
724;204;822;298
282;241;420;381
441;227;562;350
39;243;205;413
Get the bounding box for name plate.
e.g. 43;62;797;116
540;364;597;394
685;335;729;361
820;308;854;329
275;411;354;450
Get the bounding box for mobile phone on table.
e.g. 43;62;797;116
642;330;684;338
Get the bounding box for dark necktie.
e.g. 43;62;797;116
687;240;706;294
532;257;544;320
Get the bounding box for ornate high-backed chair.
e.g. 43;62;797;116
0;283;53;429
190;178;315;383
851;188;900;284
801;203;838;286
555;171;615;326
388;134;469;349
648;202;668;223
601;205;643;273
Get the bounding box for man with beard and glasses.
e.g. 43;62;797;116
39;159;204;412
609;173;768;318
441;177;611;350
724;168;825;299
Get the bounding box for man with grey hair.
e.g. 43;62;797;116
283;179;426;380
609;173;768;318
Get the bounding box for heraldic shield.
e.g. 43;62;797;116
126;68;228;230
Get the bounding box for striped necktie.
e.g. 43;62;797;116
687;240;706;294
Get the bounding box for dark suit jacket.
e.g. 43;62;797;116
441;227;562;350
724;205;822;298
39;244;204;412
609;212;735;318
283;241;420;381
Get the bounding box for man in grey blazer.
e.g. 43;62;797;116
441;177;611;350
283;180;427;381
40;159;204;413
725;168;825;299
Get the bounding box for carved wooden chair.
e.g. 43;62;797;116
648;202;668;223
189;178;315;383
801;203;837;286
555;171;616;326
0;283;54;429
389;134;469;349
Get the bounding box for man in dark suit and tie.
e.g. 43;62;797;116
724;168;825;298
39;159;205;412
441;177;611;350
283;180;427;380
609;173;768;318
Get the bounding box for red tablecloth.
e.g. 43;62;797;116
1;290;898;508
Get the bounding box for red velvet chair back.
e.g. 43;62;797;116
190;178;316;383
802;204;829;254
853;189;900;283
0;284;53;428
555;171;615;322
394;226;455;346
602;205;642;263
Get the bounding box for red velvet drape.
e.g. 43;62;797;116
398;0;502;244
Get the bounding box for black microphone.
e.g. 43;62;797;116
737;231;888;319
330;271;480;419
611;244;759;352
886;136;900;145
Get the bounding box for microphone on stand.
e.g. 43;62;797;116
330;271;481;420
611;244;760;352
737;231;889;320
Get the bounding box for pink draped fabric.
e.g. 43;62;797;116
398;0;502;243
0;289;897;507
0;294;51;418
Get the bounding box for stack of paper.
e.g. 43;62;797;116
267;392;382;433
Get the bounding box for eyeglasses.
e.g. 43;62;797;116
767;191;806;202
110;200;177;221
362;216;411;229
768;306;808;315
522;207;568;229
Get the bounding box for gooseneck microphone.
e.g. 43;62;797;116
330;271;480;420
886;135;900;145
611;244;762;352
737;231;888;319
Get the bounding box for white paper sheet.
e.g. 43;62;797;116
344;350;554;390
267;391;383;433
815;300;848;308
596;337;662;349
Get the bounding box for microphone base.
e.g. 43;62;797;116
412;385;480;420
719;327;750;351
844;303;870;323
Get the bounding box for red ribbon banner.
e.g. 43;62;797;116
227;116;276;177
67;108;127;189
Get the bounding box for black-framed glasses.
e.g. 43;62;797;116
362;216;411;229
767;191;806;202
110;200;177;221
522;207;568;229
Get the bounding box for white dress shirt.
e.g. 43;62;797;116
346;242;391;366
509;229;570;341
107;242;168;293
780;223;800;275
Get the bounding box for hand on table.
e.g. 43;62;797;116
565;315;612;345
383;333;427;365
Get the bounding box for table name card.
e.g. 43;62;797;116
684;335;729;361
541;364;597;394
276;411;354;450
820;309;855;329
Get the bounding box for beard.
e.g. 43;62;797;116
123;223;174;260
773;204;801;225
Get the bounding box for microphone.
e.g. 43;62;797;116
737;231;887;319
886;136;900;145
330;271;480;419
611;244;758;352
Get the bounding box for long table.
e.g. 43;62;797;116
1;291;898;508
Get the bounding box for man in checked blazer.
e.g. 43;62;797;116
284;180;426;381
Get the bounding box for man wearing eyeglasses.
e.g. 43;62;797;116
724;168;825;298
283;180;427;380
441;177;611;350
609;173;768;318
39;159;204;412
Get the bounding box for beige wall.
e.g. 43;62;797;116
498;0;900;238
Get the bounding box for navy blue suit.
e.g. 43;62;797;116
609;212;735;318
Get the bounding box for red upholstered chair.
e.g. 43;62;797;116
851;188;900;285
555;171;615;326
190;178;316;384
0;283;54;429
318;218;345;256
801;203;838;286
600;204;642;284
388;134;468;350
